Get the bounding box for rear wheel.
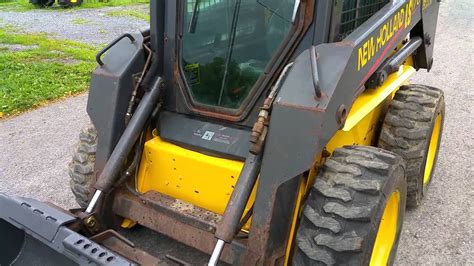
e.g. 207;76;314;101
293;146;407;265
32;0;54;7
69;123;128;229
378;85;444;208
69;123;97;207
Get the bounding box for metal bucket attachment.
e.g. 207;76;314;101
0;219;74;265
0;193;134;265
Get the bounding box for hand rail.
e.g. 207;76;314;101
96;33;136;66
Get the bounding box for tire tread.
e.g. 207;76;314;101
69;123;97;207
378;84;444;207
294;146;406;265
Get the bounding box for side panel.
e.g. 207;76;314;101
158;111;251;160
87;34;145;173
414;0;440;69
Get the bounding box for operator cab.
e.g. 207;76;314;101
180;0;298;110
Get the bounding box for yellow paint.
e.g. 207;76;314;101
303;155;323;202
120;218;137;229
370;191;400;266
422;0;433;10
404;55;415;68
328;66;415;153
424;113;442;184
358;36;377;71
344;65;416;132
284;177;307;265
136;136;255;229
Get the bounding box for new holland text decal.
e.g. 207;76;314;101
357;0;422;72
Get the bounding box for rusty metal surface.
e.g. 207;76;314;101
164;254;191;266
102;237;165;265
90;229;135;248
241;176;301;265
112;190;238;264
67;208;102;235
139;190;222;232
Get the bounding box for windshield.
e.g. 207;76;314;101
182;0;296;109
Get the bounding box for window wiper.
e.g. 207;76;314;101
188;0;200;33
217;0;242;106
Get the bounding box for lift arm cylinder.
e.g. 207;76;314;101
94;77;163;192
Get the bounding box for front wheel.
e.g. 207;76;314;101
293;146;407;265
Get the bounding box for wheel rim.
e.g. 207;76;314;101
423;113;442;185
370;191;400;266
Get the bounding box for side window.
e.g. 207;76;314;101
181;0;296;109
187;0;224;10
331;0;390;42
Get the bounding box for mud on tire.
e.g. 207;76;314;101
68;123;97;207
293;146;407;265
378;84;444;208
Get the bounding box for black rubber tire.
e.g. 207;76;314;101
33;0;54;7
32;1;47;7
293;146;407;265
378;85;444;208
68;123;97;207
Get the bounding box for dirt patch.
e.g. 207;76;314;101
0;43;38;51
42;57;81;65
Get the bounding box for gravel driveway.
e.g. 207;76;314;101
0;5;149;45
0;1;473;264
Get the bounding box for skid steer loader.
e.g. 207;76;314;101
0;0;443;264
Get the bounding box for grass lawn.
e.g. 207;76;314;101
0;0;149;11
80;0;149;8
0;27;97;118
0;1;30;11
106;8;149;22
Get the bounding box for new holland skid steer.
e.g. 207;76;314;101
1;0;444;265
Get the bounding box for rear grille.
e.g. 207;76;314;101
333;0;390;41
